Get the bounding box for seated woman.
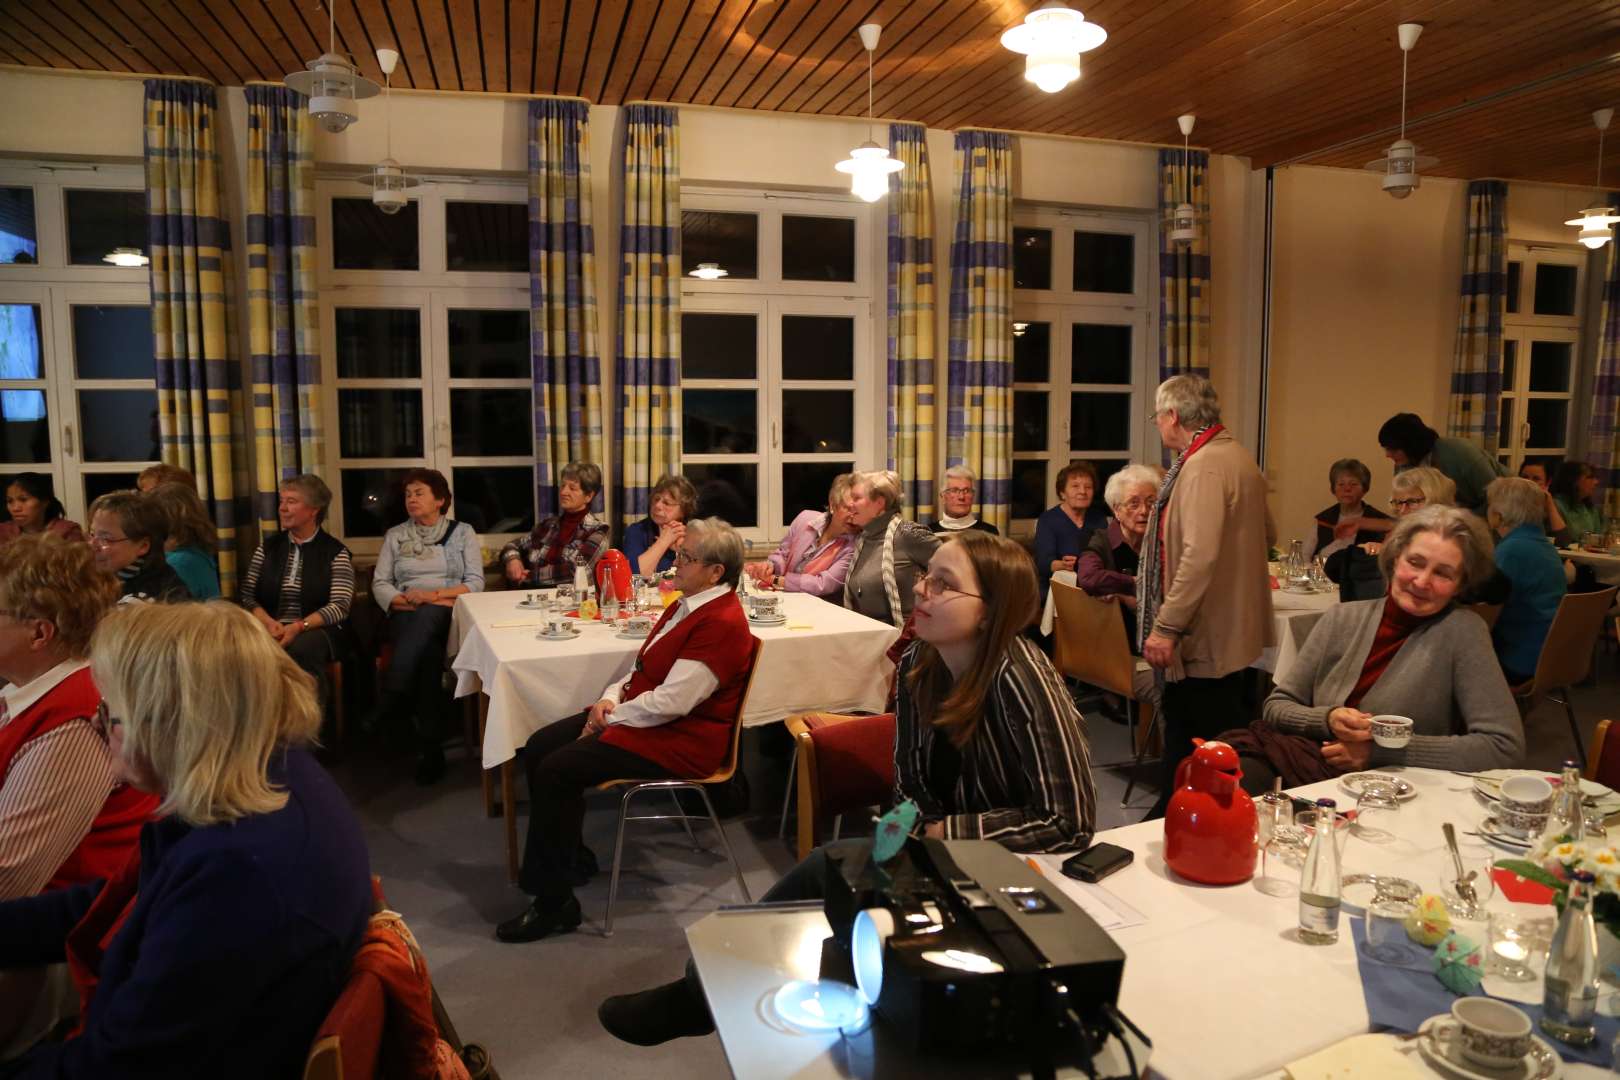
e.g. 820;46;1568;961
1229;506;1524;794
144;481;220;599
621;473;697;577
1;473;84;547
596;530;1097;1046
929;465;999;535
1486;477;1567;686
371;469;485;785
500;462;610;588
1076;463;1162;648
1311;458;1392;559
843;470;939;626
239;475;354;685
1324;466;1453;602
744;472;858;599
0;602;371;1076
87;491;190;603
1551;460;1603;542
135;462;196;493
1034;460;1109;600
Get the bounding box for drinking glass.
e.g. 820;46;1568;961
1254;792;1298;896
1363;895;1418;964
1352;780;1401;844
556;583;575;611
1488;909;1553;982
1438;840;1496;918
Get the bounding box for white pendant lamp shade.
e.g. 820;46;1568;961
362;49;417;213
835;24;904;203
102;247;149;267
1168;113;1198;245
689;262;729;280
284;0;379;133
1566;109;1617;249
1000;3;1107;95
1363;24;1435;200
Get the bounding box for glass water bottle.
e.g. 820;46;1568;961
1298;798;1342;945
1542;870;1601;1046
1542;760;1587;846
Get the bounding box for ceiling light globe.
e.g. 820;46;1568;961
311;98;359;134
1025;53;1079;93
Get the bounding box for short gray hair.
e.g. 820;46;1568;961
1378;505;1495;591
1328;458;1372;492
1487;476;1546;530
1390;466;1456;508
1103;463;1164;512
942;465;977;488
856;469;904;512
682;516;745;588
560;461;603;497
279;474;333;525
1155;374;1221;430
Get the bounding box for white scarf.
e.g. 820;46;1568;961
935;512;980;531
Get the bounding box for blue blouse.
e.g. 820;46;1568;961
1033;503;1109;597
621;516;675;573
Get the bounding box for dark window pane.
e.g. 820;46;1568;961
0;304;43;379
1013;228;1052;290
681;313;756;380
448;309;529;379
1069;392;1130;451
336;308;421;379
781;390;853;453
1500;398;1514;450
1073;230;1134;293
782;462;853;528
1525;398;1568;450
683;211;757;279
1502;339;1518;388
79;389;158;461
451;388;532;456
452;465;534;535
782;316;853;380
0;188;38;264
446;202;527;272
65;189;146;266
332;197;419;271
1014;392;1048;452
1012;459;1048;519
782;215;855;282
1072;323;1132;385
1078;458;1128;495
83;472;139;508
1;391;49;463
340;467;408;537
1505;261;1522;315
1528;340;1572;393
72;306;153;379
338;389;423;458
1532;263;1577;317
688;463;757;527
683;389;757;453
1013;321;1051;382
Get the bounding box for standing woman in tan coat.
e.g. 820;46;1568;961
1138;375;1276;819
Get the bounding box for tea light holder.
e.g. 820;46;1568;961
1487;910;1552;982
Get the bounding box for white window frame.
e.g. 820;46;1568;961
1498;242;1583;473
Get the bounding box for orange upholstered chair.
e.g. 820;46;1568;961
783;712;897;861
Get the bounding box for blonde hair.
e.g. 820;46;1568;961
856;469;904;512
0;534;119;657
1391;466;1456;508
90;602;321;827
137;462;197;492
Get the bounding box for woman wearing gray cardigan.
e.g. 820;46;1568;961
842;469;940;627
1232;506;1524;793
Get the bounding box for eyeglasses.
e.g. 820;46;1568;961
89;532;133;548
916;572;983;601
1118;497;1152;513
1389;497;1426;511
674;550;711;567
942;487;975;497
92;700;122;740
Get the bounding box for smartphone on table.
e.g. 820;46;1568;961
1060;842;1134;883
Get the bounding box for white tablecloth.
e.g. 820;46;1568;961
1061;767;1605;1079
1562;547;1620;585
449;589;900;768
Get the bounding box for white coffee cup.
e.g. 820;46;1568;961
1497;775;1554;838
1434;996;1532;1069
544;615;572;637
1368;714;1413;749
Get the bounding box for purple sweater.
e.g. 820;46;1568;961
766;510;857;599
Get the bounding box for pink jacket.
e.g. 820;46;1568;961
0;517;85;546
767;510;857;599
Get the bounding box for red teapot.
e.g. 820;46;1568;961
595;549;632;604
1163;739;1258;885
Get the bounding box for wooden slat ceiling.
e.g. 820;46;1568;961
4;0;1619;186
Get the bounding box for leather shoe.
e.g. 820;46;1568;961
598;977;715;1045
495;896;582;943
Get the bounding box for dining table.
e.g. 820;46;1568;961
1561;546;1620;585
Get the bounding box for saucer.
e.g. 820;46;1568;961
1415;1014;1561;1079
616;628;653;640
537;628;580;641
1476;815;1533;850
1339;772;1417;801
516;600;548;610
749;613;788;626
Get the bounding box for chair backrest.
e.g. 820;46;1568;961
1463;602;1503;631
303;971;387;1080
704;636;764;784
1531;586;1619;690
1049;579;1136;699
1589;719;1620;789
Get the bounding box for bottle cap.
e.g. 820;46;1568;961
1574;869;1597;883
1564;759;1580;769
1315;798;1336;808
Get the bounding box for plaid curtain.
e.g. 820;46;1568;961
945;129;1012;534
1446;180;1508;453
615;104;681;531
244;84;320;536
144;80;249;593
1589;195;1620;515
887;123;937;524
530;98;605;518
1158;147;1211;382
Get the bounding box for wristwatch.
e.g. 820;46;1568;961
296;618;308;632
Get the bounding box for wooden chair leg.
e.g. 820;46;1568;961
479;696;497;818
330;661;345;748
502;761;518;883
462;695;479;772
795;738;816;862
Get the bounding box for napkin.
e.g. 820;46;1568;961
1283;1034;1423;1079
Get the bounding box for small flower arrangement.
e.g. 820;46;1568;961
1497;834;1620;939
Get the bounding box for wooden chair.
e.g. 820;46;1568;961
1587;719;1620;791
1512;586;1619;767
783;712;896;861
1049;579;1157;806
1464;602;1504;631
593;638;763;936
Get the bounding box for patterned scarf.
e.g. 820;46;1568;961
1136;424;1223;653
396;516;450;560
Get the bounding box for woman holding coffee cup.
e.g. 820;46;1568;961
1223;506;1524;794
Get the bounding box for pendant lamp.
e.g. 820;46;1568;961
834;24;904;203
998;2;1107;95
1565;109;1619;250
284;0;380;134
1363;24;1437;199
1168;115;1198;246
360;49;419;214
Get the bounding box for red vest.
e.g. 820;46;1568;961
0;666;159;892
599;591;757;777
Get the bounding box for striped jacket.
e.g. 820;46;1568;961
894;636;1096;852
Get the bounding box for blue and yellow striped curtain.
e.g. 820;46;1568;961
530;97;605;518
1588;196;1620;515
244;84;320;536
615;104;681;531
945;129;1012;534
887;122;937;524
144;79;249;592
1447;179;1508;453
1157;147;1211;382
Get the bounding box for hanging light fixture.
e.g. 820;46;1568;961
284;0;380;134
359;48;418;214
999;2;1107;95
688;262;729;280
1168;114;1198;246
1363;24;1437;200
102;247;148;267
1565;109;1619;250
834;24;905;203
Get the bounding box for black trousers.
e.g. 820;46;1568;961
284;625;341;703
519;714;674;902
1146;670;1251;820
381;604;454;744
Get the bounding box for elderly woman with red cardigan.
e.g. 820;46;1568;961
496;518;756;944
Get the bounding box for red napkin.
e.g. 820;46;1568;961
1492;865;1555;905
